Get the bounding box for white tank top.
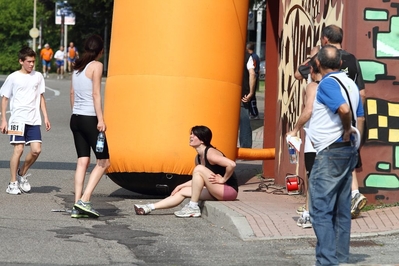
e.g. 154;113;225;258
72;61;96;116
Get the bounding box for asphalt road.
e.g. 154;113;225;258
1;75;399;265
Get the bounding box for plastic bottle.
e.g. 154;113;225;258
96;132;105;152
288;144;297;164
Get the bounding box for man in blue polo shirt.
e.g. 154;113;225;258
306;44;364;266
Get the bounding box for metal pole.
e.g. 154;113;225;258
64;24;68;68
33;0;37;52
256;8;263;57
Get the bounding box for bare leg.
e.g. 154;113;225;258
351;170;359;191
10;144;24;182
191;165;225;201
19;142;41;176
153;187;192;209
74;157;90;203
80;159;110;202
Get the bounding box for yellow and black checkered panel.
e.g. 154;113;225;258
366;98;399;143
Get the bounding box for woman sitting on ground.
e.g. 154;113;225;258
134;125;238;218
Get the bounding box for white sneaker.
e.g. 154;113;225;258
17;170;31;193
297;216;312;228
174;204;201;218
6;182;21;195
57;75;60;79
134;204;152;215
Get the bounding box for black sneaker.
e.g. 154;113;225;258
70;207;89;218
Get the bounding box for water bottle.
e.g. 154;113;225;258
288;144;298;164
96;132;105;152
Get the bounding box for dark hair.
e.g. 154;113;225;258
191;125;213;147
18;47;36;61
317;45;342;70
246;42;255;51
321;25;343;44
74;34;104;73
308;55;319;74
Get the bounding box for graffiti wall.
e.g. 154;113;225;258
275;0;399;204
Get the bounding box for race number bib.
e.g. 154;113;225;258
8;122;25;136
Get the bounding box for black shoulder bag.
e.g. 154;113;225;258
330;75;362;168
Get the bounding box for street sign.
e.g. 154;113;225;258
29;27;39;38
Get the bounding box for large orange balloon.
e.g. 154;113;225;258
104;0;250;195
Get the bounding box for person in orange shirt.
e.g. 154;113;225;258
40;44;54;78
67;42;79;73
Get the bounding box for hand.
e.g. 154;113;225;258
45;119;51;131
286;130;297;138
97;121;106;132
171;185;182;196
343;127;356;142
241;93;253;103
209;173;223;184
0;121;7;134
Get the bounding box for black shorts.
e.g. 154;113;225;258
304;152;316;178
70;114;109;159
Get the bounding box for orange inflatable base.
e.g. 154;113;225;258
107;172;191;196
237;148;275;160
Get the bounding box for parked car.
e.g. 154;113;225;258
259;60;265;81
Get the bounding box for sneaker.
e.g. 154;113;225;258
6;182;21;195
174;204;201;218
71;207;89;218
296;216;312;228
134;204;151;215
351;193;368;219
74;200;100;218
249;115;259;120
296;204;306;215
17;170;31;193
57;75;60;79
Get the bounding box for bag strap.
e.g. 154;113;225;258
330;76;356;127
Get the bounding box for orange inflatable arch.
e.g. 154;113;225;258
104;0;274;195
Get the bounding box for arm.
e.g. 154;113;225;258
286;82;317;136
206;148;236;184
242;68;256;103
294;46;320;80
40;94;51;131
70;75;74;110
337;103;354;142
91;62;106;131
1;96;9;134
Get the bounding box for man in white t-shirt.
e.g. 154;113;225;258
0;47;51;195
54;45;65;79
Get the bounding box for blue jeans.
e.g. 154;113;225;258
309;145;358;266
239;104;252;148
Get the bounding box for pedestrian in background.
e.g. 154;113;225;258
239;44;257;148
67;42;79;73
0;47;51;195
69;35;109;218
40;43;53;78
54;45;65;79
246;42;260;120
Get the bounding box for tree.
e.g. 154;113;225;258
0;0;45;73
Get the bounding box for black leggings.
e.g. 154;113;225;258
70;114;109;159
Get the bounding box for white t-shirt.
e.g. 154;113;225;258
246;56;255;70
54;50;65;61
0;70;45;125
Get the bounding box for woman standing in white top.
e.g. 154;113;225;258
69;34;110;218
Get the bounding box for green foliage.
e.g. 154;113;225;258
0;0;44;73
0;0;113;74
